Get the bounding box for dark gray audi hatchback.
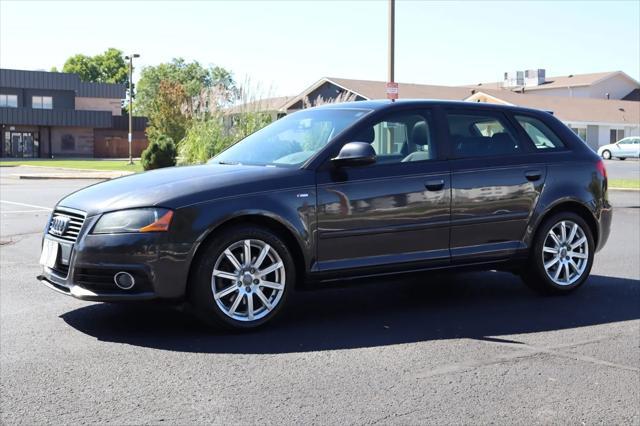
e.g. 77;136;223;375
38;100;612;329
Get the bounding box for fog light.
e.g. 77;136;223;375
114;271;135;290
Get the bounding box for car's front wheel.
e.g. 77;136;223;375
601;150;612;160
522;212;594;294
188;225;294;329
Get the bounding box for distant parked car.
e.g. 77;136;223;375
597;137;640;160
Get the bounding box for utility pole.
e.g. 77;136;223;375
388;0;395;84
387;0;397;101
125;53;140;165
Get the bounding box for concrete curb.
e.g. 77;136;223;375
10;172;133;180
13;176;109;180
6;164;138;173
609;187;640;191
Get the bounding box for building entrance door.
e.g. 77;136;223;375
3;131;39;158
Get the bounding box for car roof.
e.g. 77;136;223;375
313;99;554;116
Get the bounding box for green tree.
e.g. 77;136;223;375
62;54;99;82
135;58;236;117
60;48;127;84
93;48;128;84
146;80;190;144
135;58;237;146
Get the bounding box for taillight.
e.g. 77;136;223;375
596;159;607;179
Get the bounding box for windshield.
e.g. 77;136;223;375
212;108;371;167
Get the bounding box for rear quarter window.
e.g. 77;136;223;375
446;112;521;158
514;115;566;150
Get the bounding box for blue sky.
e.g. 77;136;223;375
1;1;638;96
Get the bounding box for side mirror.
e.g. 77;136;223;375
332;142;376;167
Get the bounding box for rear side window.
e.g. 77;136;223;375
515;115;565;150
447;112;521;158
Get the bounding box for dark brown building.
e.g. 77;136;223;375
0;68;148;158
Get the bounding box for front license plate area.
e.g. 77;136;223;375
39;239;59;269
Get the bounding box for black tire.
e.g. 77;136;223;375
521;212;594;295
188;225;295;330
601;150;611;160
619;157;626;161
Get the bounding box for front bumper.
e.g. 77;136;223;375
38;214;193;302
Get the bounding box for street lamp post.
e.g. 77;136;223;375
124;53;140;165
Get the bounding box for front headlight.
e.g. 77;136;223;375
92;208;173;234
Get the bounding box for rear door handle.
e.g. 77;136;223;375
525;170;542;181
425;179;445;191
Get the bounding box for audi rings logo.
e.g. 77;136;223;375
50;216;70;236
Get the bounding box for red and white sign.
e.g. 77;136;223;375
386;82;399;100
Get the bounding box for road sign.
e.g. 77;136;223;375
386;82;398;100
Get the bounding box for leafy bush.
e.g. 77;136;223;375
141;134;177;170
178;117;231;165
178;111;273;165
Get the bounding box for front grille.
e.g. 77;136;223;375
50;263;69;278
48;208;86;243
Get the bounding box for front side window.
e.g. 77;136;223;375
212;108;371;167
515;115;565;150
447;112;521;158
350;111;436;164
32;96;53;109
0;94;17;108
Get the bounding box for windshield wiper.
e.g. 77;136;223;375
217;161;240;165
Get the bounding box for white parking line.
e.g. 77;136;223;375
1;210;51;214
0;200;52;211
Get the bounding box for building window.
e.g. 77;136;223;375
0;94;18;108
610;129;624;143
61;134;75;151
32;96;53;109
570;126;587;142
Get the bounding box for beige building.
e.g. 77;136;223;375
274;71;640;151
466;70;639;101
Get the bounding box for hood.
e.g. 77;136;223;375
58;164;309;216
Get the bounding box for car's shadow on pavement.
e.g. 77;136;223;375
60;272;640;354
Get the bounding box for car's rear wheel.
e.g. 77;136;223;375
188;225;294;329
601;150;612;160
522;212;594;294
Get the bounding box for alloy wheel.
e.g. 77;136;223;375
542;220;589;286
211;239;286;322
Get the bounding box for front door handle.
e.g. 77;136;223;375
525;170;542;181
425;179;445;191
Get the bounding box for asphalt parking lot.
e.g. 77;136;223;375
1;165;638;424
603;157;640;180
